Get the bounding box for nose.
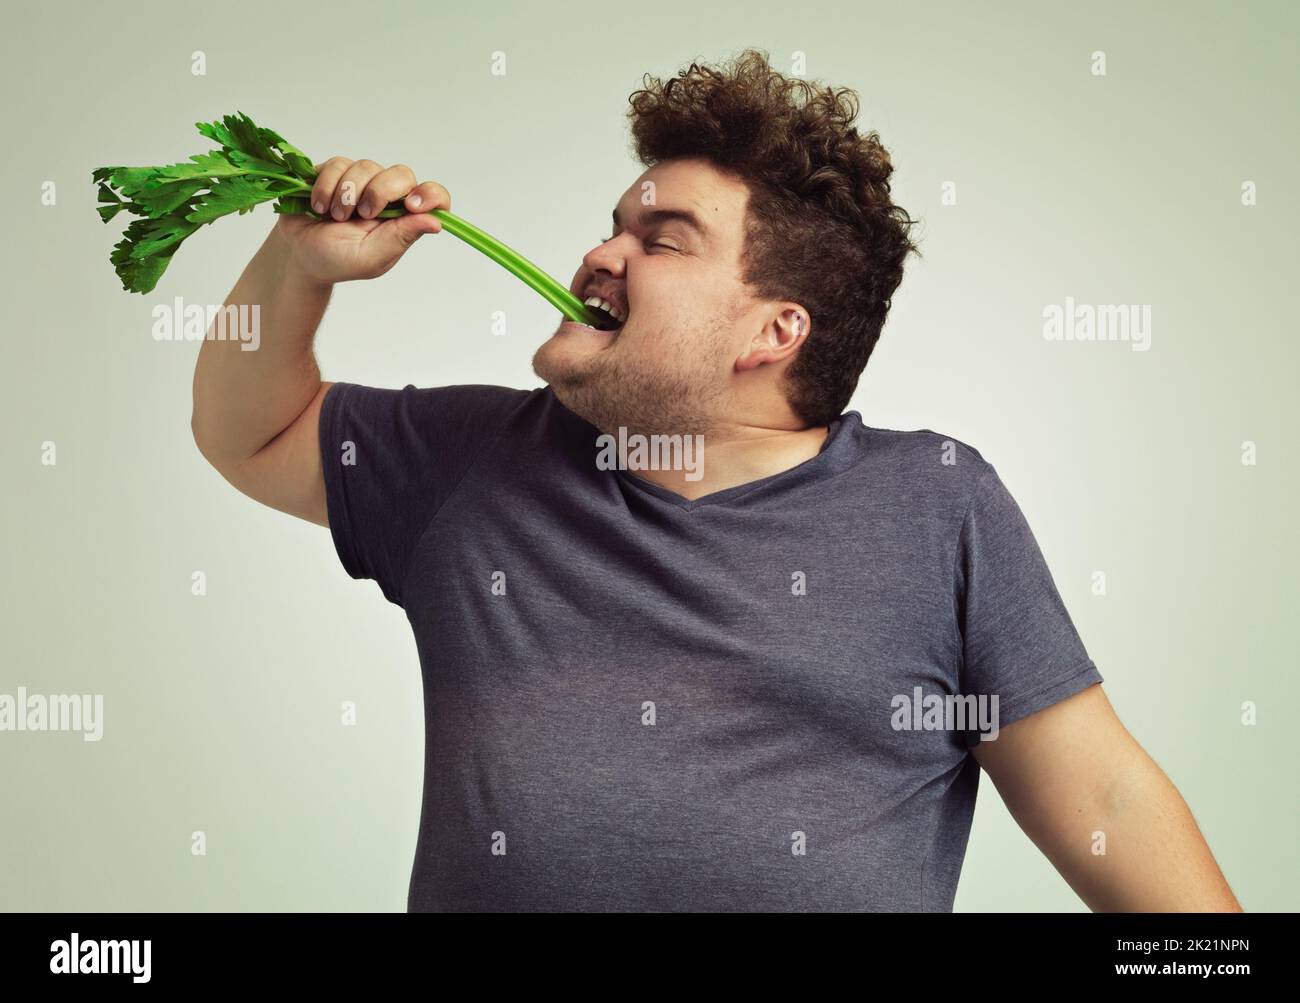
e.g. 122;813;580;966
581;234;628;282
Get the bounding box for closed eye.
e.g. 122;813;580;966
600;235;679;252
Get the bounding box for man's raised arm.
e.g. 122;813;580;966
189;158;450;526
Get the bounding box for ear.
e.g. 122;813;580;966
735;305;810;373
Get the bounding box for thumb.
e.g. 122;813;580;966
370;211;443;257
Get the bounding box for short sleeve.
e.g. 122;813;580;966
955;464;1102;739
318;381;531;607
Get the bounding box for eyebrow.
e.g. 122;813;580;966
612;205;711;240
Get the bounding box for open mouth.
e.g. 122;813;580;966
580;295;626;333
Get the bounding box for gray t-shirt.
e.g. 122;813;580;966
319;381;1102;911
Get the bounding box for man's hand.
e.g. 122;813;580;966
275;157;452;285
971;684;1243;912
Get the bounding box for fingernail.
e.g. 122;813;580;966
312;200;324;214
408;194;423;208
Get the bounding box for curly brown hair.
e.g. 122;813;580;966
627;49;920;426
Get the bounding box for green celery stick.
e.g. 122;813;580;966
430;209;605;327
277;195;608;328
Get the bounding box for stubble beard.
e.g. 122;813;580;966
532;321;729;438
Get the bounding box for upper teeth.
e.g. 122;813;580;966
584;296;626;324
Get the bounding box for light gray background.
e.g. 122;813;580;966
2;0;1295;910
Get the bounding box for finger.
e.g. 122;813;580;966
356;164;417;219
402;181;453;226
331;159;384;221
310;157;354;216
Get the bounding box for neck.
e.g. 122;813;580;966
620;420;831;501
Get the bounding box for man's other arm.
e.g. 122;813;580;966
970;684;1243;912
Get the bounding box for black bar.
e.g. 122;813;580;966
0;911;1281;988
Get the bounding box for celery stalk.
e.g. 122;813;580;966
428;209;608;328
281;196;609;328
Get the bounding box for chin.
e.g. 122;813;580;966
540;312;617;359
532;337;591;390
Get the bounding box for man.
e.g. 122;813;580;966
191;50;1241;912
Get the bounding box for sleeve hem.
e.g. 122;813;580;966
988;659;1104;734
318;382;364;584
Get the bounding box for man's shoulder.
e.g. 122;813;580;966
330;381;548;429
395;382;542;410
322;382;556;462
854;420;996;491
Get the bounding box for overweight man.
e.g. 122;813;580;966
190;51;1241;912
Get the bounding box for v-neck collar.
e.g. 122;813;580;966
610;411;862;512
540;386;868;512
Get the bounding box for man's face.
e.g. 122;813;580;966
531;157;755;437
